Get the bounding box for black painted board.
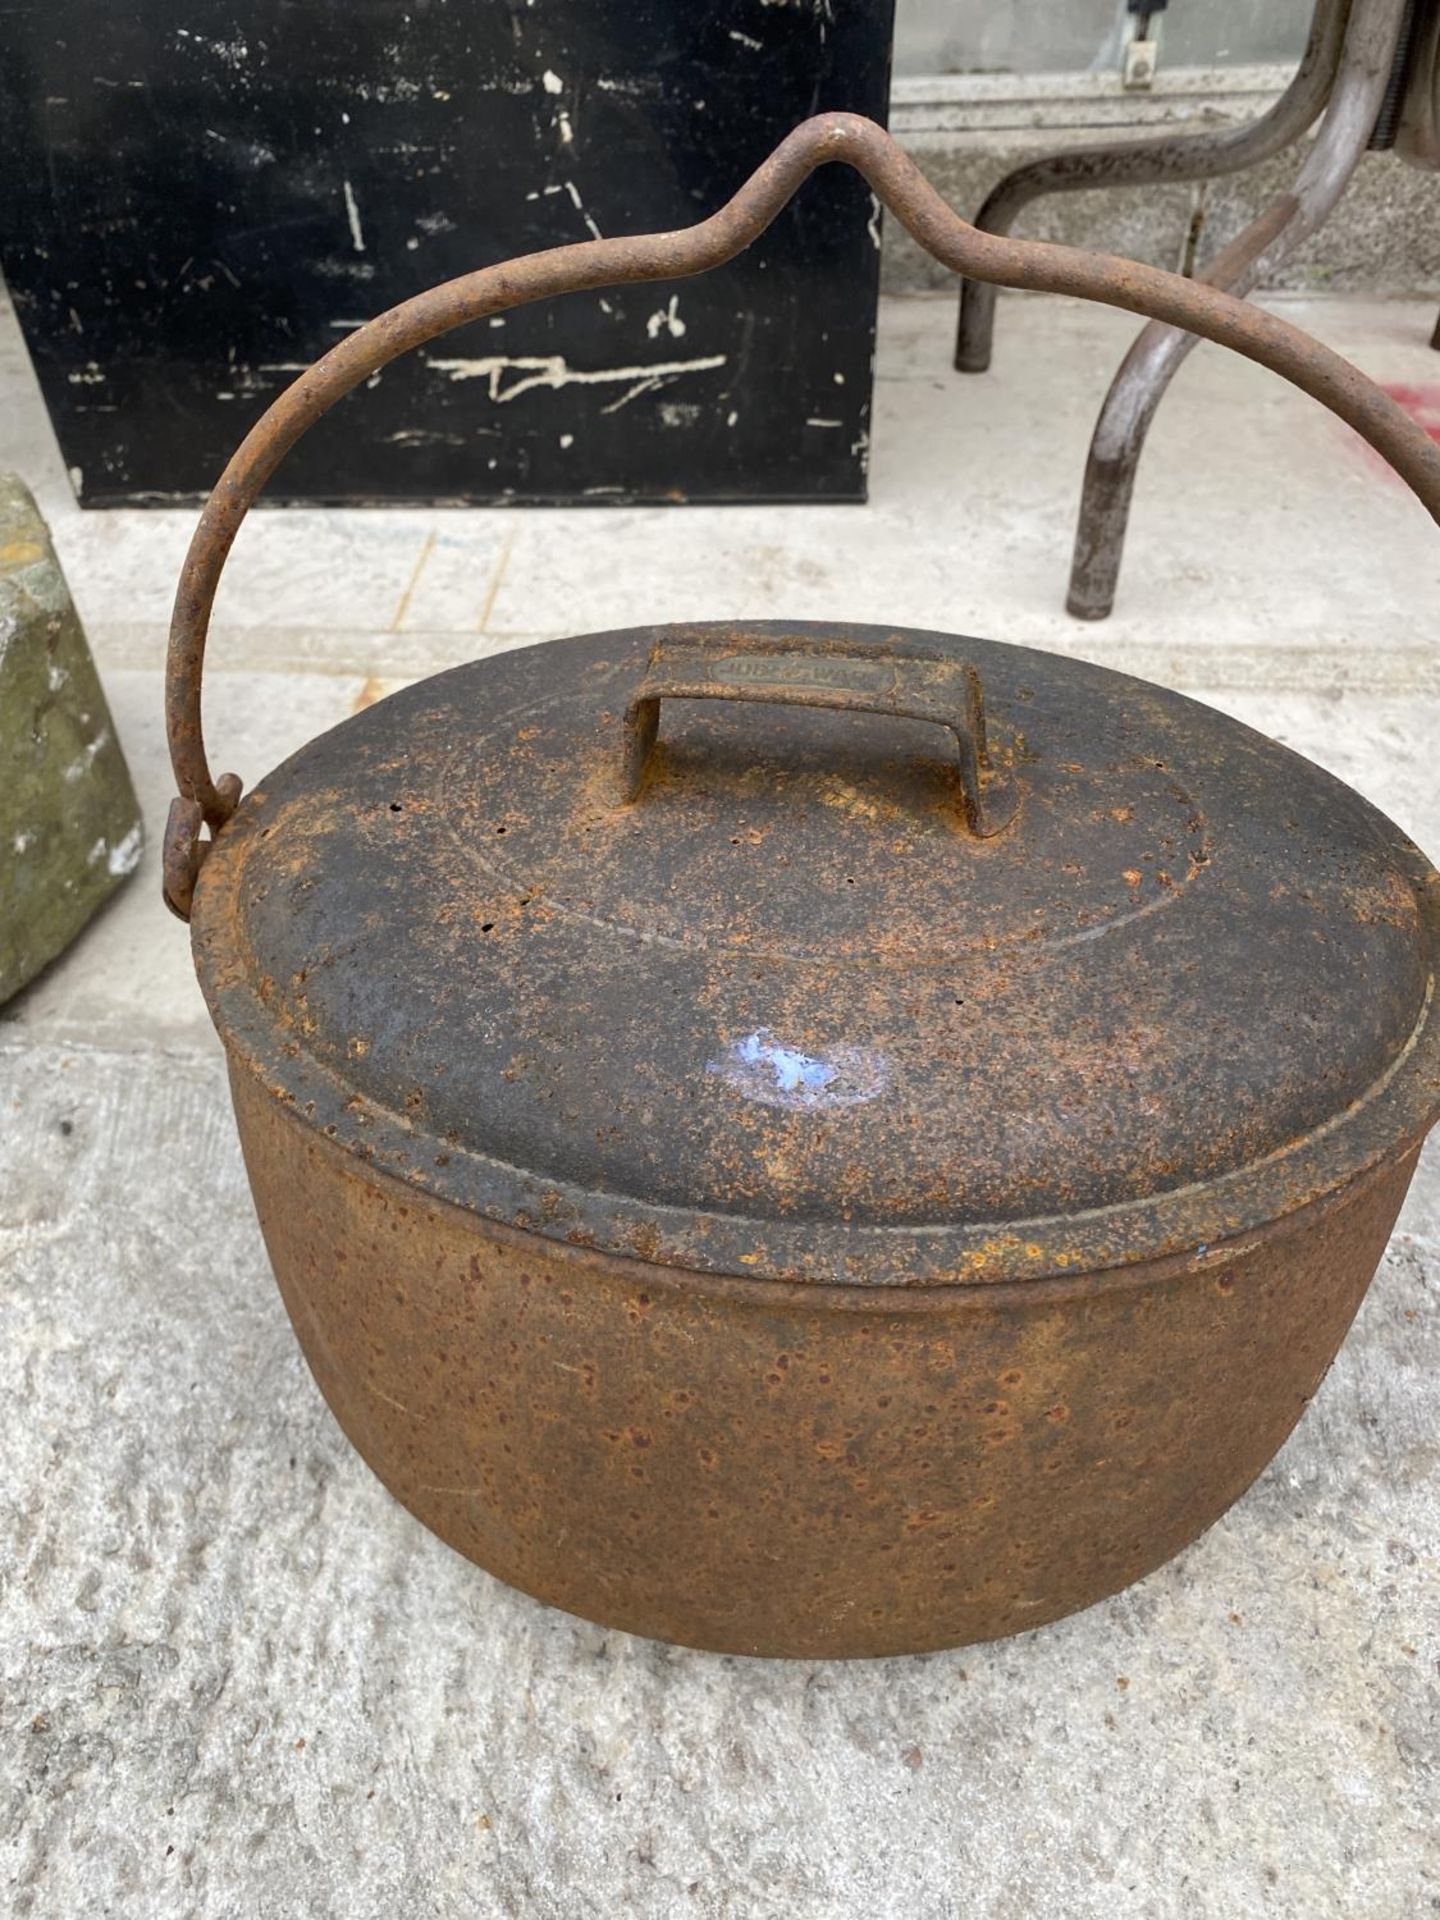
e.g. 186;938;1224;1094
0;2;894;506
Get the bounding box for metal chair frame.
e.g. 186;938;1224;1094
953;0;1425;619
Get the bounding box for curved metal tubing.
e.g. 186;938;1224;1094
953;0;1353;375
166;110;1440;896
1067;0;1408;620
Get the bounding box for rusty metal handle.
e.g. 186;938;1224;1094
621;631;1019;836
164;111;1440;918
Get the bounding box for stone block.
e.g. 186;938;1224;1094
0;475;142;1001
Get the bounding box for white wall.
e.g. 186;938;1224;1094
892;0;1315;78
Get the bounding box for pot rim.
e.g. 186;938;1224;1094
192;787;1440;1291
238;1077;1423;1312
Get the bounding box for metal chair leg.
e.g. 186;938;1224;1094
954;0;1353;373
1065;0;1411;619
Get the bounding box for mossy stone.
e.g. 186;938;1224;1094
0;475;142;1002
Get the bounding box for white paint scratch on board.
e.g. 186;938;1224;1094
563;181;603;240
867;193;883;252
728;29;763;49
600;378;665;415
556;110;574;145
424;352;726;405
342;179;366;253
181;31;248;64
806;417;842;428
645;295;686;341
542;69;564;94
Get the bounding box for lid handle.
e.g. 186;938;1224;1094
164;113;1440;919
622;632;1018;836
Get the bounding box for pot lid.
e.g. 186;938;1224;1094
193;621;1440;1287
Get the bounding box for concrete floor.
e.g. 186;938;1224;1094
2;286;1438;1919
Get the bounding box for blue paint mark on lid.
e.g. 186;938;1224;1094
708;1028;887;1111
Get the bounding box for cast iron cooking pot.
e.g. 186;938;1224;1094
163;117;1440;1658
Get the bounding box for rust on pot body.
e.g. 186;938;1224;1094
235;1068;1418;1658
